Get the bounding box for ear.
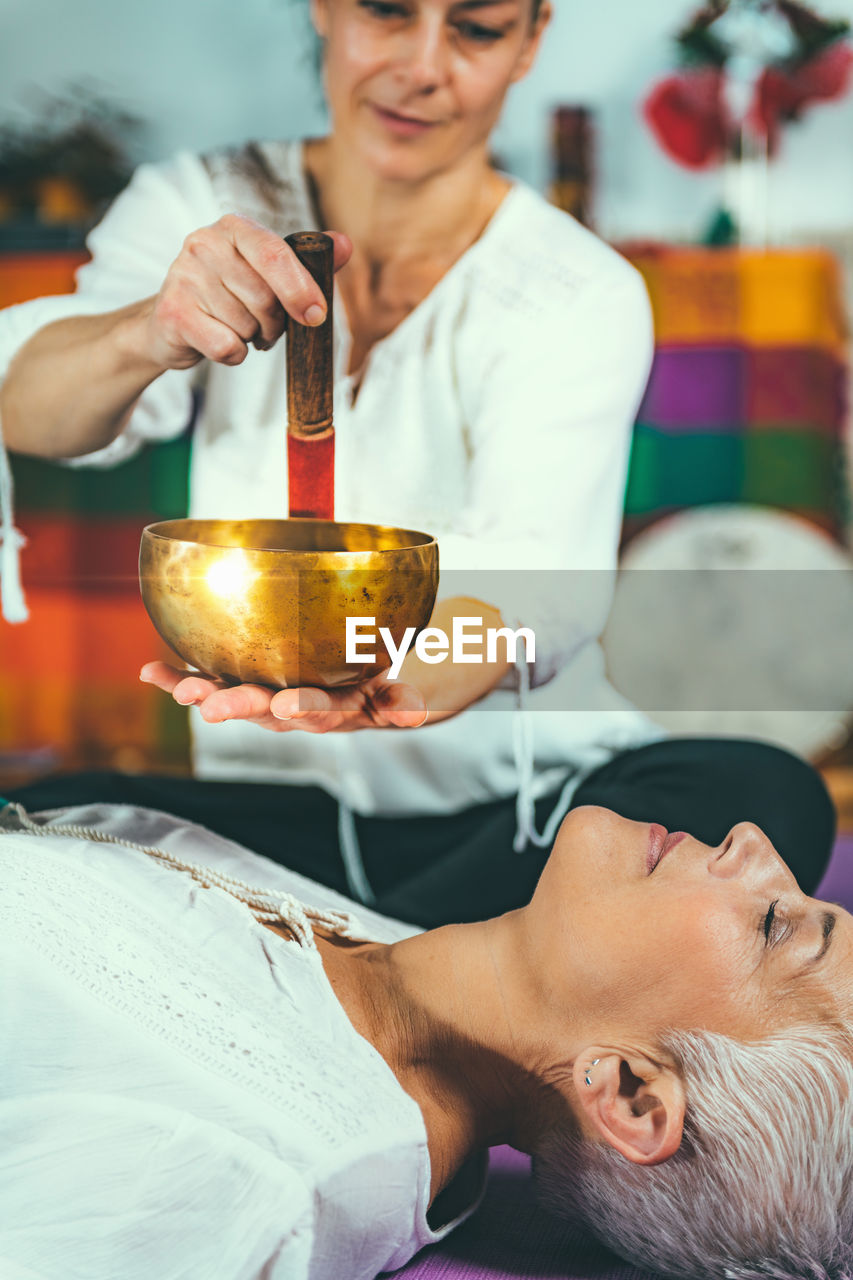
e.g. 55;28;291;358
509;1;553;86
572;1048;685;1165
310;0;329;41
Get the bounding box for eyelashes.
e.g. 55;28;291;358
357;0;506;43
763;899;779;945
762;899;793;948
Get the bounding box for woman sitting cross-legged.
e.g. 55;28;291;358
1;797;851;1280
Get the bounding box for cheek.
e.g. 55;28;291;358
324;28;386;92
575;900;751;1024
639;913;760;1034
662;915;749;1012
450;57;518;118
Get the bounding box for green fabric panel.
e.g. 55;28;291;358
741;431;841;509
14;451;152;515
625;426;743;514
148;437;191;518
13;436;191;518
623;426;662;514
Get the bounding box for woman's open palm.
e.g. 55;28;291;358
139;662;428;733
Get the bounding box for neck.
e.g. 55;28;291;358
316;909;568;1200
303;134;509;274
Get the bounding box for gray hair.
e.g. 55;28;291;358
533;1020;853;1279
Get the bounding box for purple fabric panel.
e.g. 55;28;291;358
387;1146;655;1279
744;347;846;434
815;834;853;911
636;347;746;431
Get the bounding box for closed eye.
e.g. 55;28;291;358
763;898;797;949
456;20;505;40
359;1;406;16
763;899;778;944
762;899;794;947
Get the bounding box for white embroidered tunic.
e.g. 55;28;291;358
0;140;662;822
0;801;484;1280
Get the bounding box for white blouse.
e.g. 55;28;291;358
0;140;662;830
0;800;486;1280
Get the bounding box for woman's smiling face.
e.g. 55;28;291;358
527;806;853;1047
310;0;550;181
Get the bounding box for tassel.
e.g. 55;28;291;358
0;412;28;623
0;526;28;624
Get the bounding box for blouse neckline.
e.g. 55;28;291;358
288;138;523;392
247;900;488;1245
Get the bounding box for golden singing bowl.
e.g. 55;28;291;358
139;518;439;689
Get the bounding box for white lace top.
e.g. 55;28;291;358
0;139;661;827
0;801;485;1280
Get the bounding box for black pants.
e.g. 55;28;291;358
4;737;835;929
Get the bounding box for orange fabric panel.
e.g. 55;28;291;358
740;251;849;353
0;251;89;307
631;247;848;354
632;250;741;344
79;592;171;682
0;589;175;750
0;588;81;680
0;592;79;748
0;678;78;754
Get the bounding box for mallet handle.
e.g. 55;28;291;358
285;231;335;519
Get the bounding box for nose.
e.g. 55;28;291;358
392;17;451;91
708;822;787;883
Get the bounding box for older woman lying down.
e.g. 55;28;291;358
0;798;850;1280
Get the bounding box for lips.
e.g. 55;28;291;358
376;105;436;124
371;104;440;134
647;824;667;875
647;825;686;874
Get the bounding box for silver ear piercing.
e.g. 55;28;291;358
584;1058;600;1087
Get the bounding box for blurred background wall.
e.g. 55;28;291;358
1;0;853;242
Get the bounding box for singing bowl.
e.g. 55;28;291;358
139;518;439;689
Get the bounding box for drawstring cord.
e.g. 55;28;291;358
337;798;376;907
512;649;575;852
0;410;28;623
0;798;371;950
333;647;576;878
333;736;376;906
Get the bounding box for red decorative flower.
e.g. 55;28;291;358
752;41;853;150
643;68;730;169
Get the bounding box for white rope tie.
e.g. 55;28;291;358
337;797;376;906
0;410;28;623
333;736;376;906
0;801;371;950
512;649;575;852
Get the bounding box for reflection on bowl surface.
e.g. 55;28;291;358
139;518;439;689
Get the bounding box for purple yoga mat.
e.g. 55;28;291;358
387;1145;654;1279
815;832;853;911
389;834;853;1280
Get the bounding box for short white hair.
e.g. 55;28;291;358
533;1020;853;1279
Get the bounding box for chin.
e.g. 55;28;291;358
358;144;445;186
347;112;461;174
547;806;644;880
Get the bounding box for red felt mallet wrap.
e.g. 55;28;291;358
284;231;335;520
287;429;335;520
